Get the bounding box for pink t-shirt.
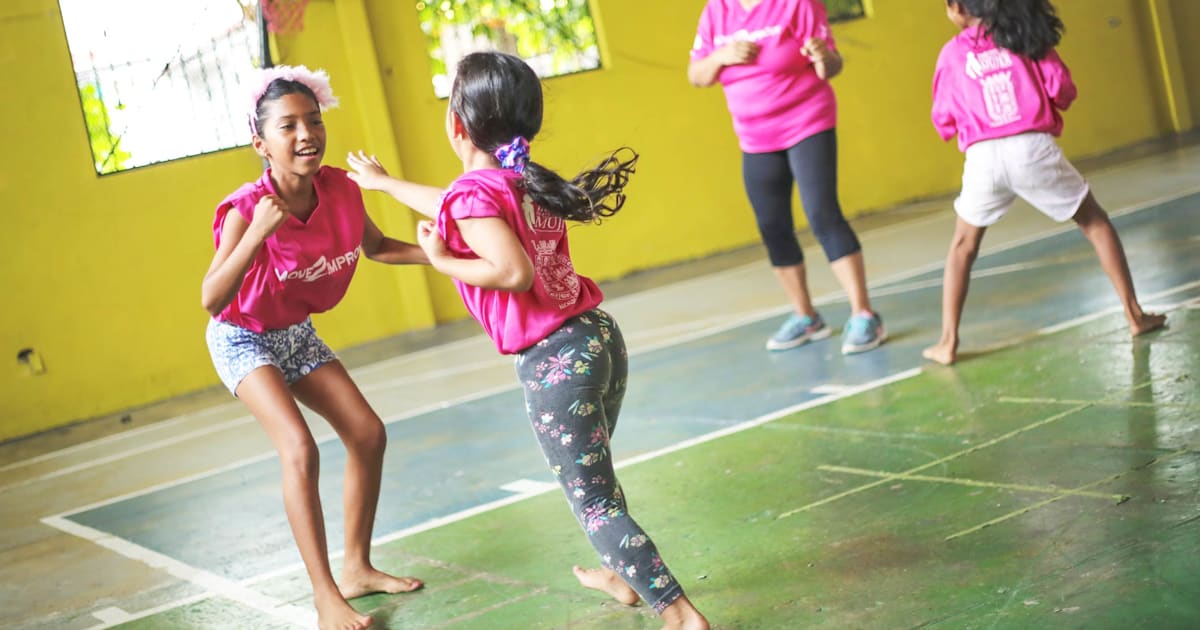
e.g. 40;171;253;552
436;169;603;354
691;0;838;154
932;25;1076;151
213;166;365;332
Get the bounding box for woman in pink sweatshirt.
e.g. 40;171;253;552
923;0;1165;365
688;0;885;355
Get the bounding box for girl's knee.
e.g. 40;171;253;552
279;436;320;477
1072;196;1109;228
345;418;387;456
950;232;980;258
949;222;984;260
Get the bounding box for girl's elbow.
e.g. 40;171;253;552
200;283;227;316
686;65;712;88
509;265;535;292
201;294;223;317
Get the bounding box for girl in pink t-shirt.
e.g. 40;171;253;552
689;0;885;355
923;1;1165;365
348;52;709;630
200;66;426;630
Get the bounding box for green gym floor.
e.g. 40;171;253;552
2;140;1198;629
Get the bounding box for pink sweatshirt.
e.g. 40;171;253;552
437;169;603;354
213;167;365;333
932;25;1076;151
691;0;837;153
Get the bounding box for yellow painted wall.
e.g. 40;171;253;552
1169;0;1200;129
2;0;1191;441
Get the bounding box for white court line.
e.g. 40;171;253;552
0;400;244;473
357;356;509;394
42;516;312;630
90;607;132;625
1036;281;1200;336
61;277;1200;622
8;185;1197;481
811;384;855;395
42;381;518;518
84;592;213;630
0;416;257;492
499;479;559;494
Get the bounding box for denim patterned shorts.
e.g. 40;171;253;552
206;317;337;396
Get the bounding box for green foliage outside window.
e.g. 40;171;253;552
822;0;867;23
78;84;131;175
415;0;601;97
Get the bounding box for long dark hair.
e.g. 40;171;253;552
252;79;319;137
449;51;637;223
953;0;1064;60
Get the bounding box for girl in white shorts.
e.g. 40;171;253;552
922;0;1165;365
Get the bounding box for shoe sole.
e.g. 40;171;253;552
841;328;888;355
766;326;832;351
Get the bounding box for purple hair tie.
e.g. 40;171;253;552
494;136;530;174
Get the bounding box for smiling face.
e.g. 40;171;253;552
252;92;326;177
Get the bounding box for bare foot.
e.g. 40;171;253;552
1130;312;1166;337
340;566;424;600
922;339;958;366
315;593;373;630
572;565;639;606
660;595;710;630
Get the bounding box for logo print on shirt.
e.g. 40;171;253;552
964;49;1014;80
532;239;580;309
964;50;1020;127
980;72;1021;127
275;246;362;283
713;25;782;47
522;195;565;233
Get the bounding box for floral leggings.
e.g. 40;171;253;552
515;309;685;613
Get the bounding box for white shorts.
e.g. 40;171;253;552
954;132;1090;227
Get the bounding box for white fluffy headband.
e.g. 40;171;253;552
248;65;339;134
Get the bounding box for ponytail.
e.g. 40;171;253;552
450;52;639;222
520;148;639;223
958;0;1063;60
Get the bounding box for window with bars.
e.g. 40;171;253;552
415;0;602;99
823;0;867;23
59;0;263;175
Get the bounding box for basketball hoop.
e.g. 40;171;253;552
262;0;310;35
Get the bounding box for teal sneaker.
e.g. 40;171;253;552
766;312;831;351
841;312;886;355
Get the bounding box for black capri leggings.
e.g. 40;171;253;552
741;128;861;267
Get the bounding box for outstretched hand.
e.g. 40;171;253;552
346;150;391;190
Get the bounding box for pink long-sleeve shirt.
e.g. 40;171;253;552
932;25;1076;151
